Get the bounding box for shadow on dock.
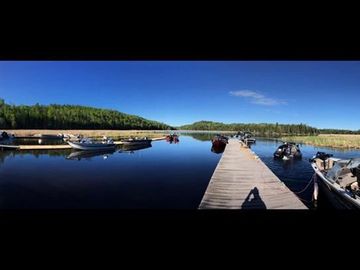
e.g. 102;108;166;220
241;187;267;209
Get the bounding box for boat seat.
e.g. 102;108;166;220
315;158;335;171
337;173;357;188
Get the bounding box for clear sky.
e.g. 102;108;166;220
0;61;359;129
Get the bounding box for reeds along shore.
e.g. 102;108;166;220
280;134;360;149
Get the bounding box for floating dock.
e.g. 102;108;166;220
199;139;307;209
1;137;167;150
0;144;20;150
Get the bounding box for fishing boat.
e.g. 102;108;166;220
242;132;256;144
273;142;302;160
67;137;116;150
211;144;226;154
120;137;152;145
166;134;179;144
120;143;152;152
211;135;228;148
34;134;64;139
0;131;14;141
309;152;360;209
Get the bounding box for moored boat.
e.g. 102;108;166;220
67;137;116;150
274;142;302;160
211;135;228;148
166;134;179;143
120;143;152;152
309;152;360;209
121;137;152;145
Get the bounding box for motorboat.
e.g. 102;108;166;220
211;144;226;154
166;134;179;144
120;137;152;145
274;142;302;160
211;135;228;148
67;137;116;150
309;152;360;209
0;131;14;141
119;143;152;153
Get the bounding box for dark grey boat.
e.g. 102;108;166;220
310;152;360;209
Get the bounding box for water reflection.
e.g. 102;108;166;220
211;145;225;154
66;149;116;161
118;143;152;153
183;133;214;142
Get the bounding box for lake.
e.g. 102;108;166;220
1;134;360;209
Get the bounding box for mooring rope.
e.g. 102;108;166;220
294;173;315;194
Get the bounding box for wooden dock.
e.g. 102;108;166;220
1;137;167;150
0;144;20;150
199;139;307;209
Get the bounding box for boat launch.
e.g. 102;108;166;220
310;152;360;209
67;137;116;150
273;142;302;160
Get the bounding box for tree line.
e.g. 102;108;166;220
178;121;319;136
0;99;173;130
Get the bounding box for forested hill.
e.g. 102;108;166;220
178;121;319;136
0;99;173;130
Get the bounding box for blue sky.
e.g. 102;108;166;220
0;61;359;129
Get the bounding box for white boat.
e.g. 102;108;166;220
310;152;360;209
67;137;116;151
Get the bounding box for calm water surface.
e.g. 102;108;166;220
0;135;220;209
1;134;360;209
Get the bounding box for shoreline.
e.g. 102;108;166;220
4;129;169;138
280;134;360;149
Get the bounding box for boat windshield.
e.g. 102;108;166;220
325;160;351;182
346;158;360;169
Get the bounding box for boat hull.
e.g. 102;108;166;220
311;163;360;209
121;140;152;145
68;141;116;151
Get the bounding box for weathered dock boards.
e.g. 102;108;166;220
199;139;307;209
18;145;72;150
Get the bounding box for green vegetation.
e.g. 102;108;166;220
179;121;318;136
0;98;173;130
319;128;360;134
280;134;360;149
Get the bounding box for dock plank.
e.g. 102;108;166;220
199;139;307;209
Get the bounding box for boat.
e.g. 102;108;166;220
309;152;360;209
241;132;256;144
211;144;226;154
166;134;179;144
34;134;64;139
66;149;116;160
211;135;228;148
273;142;302;160
120;143;152;152
120;137;152;145
0;131;14;141
67;137;116;150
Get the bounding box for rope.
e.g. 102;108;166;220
293;174;315;194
